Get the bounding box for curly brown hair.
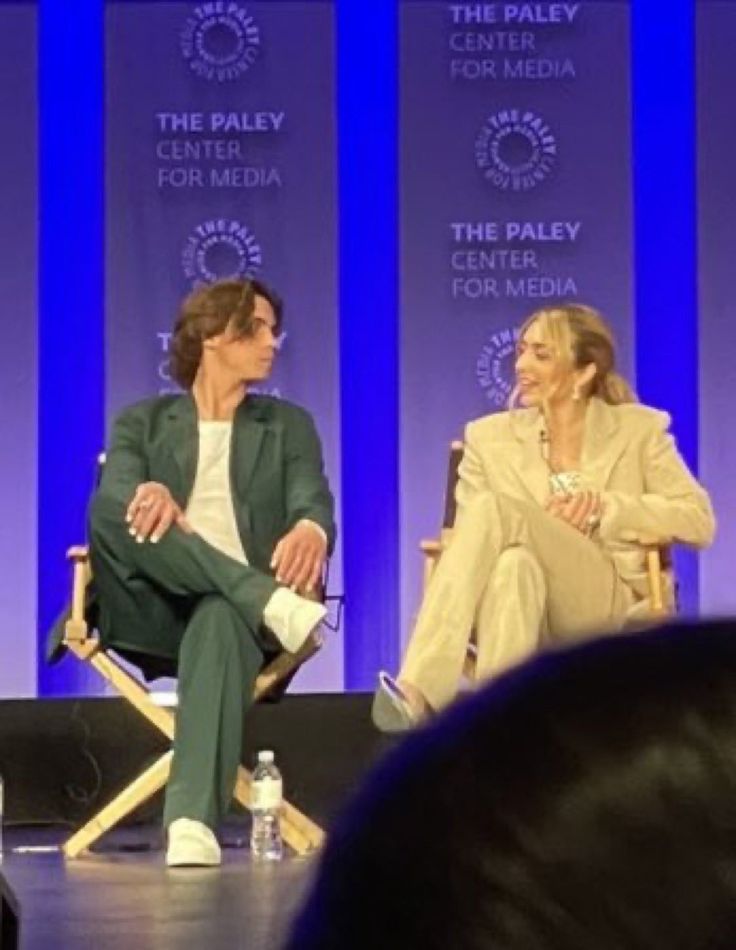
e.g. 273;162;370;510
169;278;283;389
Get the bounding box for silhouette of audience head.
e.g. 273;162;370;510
287;619;736;949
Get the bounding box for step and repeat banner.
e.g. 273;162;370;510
0;3;37;698
399;0;634;636
106;1;342;690
697;0;736;616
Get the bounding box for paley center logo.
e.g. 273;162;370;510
181;3;260;82
476;326;520;407
182;218;263;285
475;110;557;191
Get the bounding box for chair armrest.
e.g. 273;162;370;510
65;544;93;644
632;534;662;547
420;538;447;591
421;528;454;558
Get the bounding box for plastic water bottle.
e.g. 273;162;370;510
250;751;283;861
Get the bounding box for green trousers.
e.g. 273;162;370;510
89;493;279;828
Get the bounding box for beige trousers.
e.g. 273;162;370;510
400;491;636;710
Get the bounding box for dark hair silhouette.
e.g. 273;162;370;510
287;619;736;950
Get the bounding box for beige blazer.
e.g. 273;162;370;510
457;397;716;604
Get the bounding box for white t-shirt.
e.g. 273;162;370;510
183;419;328;652
185;421;248;565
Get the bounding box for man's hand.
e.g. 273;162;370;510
270;521;327;593
545;490;602;536
126;482;190;543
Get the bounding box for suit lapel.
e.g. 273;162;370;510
231;395;269;497
506;399;626;502
508;409;551;506
581;397;626;490
164;394;198;505
162;393;271;507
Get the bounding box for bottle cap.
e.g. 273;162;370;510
257;750;274;764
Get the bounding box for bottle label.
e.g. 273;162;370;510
252;777;282;810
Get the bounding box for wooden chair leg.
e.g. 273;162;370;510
64;752;325;859
233;766;324;856
253;632;323;701
63;751;173;858
646;547;667;615
88;649;176;739
67;640;325;857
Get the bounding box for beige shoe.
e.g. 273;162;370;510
166;818;221;868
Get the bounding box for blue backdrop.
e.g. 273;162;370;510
399;0;636;644
6;0;711;698
0;1;37;698
104;1;343;691
697;0;736;618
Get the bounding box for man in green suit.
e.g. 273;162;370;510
87;277;335;866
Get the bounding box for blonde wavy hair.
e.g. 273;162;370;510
511;303;637;407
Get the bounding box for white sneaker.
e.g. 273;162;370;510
166;818;222;868
263;587;327;654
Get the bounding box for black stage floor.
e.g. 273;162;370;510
0;692;393;948
2;824;315;949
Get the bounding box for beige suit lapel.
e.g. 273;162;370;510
507;409;551;506
509;399;627;501
580;397;627;490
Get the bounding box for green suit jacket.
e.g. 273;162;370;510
47;393;335;668
97;392;336;566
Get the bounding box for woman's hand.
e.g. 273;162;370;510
546;490;602;536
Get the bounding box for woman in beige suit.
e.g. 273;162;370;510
373;304;715;731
